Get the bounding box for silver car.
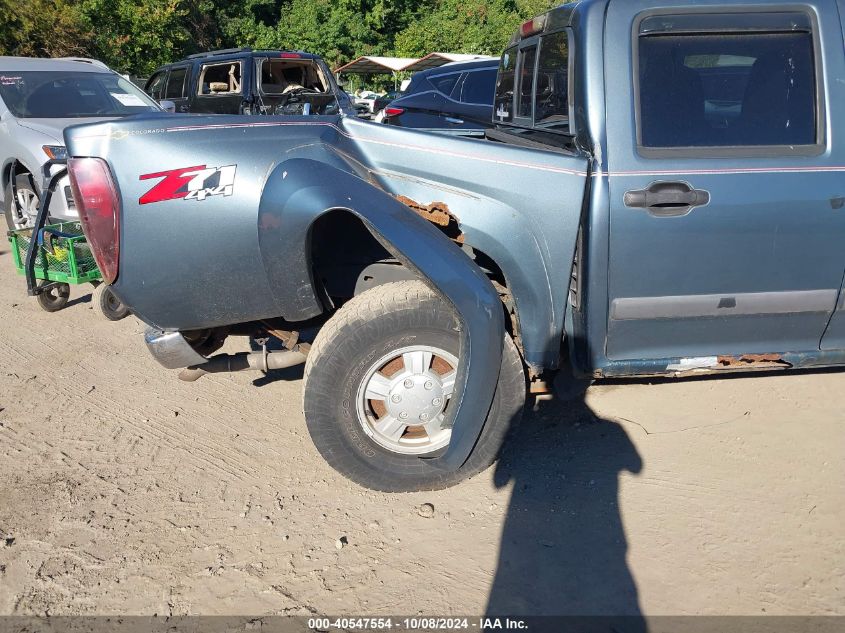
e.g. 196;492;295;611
0;56;164;230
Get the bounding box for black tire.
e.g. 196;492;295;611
36;282;70;312
4;172;39;231
93;282;130;321
303;280;526;492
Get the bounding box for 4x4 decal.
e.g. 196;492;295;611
139;164;236;204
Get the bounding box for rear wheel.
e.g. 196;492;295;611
4;172;39;231
36;282;70;312
303;280;525;492
92;283;130;321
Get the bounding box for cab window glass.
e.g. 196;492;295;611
165;67;187;99
493;47;516;122
534;31;570;132
638;27;817;148
517;46;537;118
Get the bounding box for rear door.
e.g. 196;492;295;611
604;2;845;362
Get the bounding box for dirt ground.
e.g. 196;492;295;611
0;248;842;618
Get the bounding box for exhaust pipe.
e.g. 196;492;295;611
178;349;307;382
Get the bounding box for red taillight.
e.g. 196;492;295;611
384;107;405;118
279;52;301;58
67;157;120;284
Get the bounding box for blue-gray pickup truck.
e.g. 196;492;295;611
64;0;845;491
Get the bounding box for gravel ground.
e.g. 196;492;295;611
0;248;842;617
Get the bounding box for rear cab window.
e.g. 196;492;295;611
492;25;574;148
635;11;822;156
494;47;516;122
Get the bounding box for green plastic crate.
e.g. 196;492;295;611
8;221;102;285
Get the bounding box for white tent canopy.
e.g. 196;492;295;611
335;56;419;74
402;53;496;72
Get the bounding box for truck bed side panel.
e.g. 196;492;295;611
65;115;589;368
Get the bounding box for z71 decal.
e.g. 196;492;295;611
139;164;236;204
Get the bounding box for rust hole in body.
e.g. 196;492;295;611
395;195;465;243
716;353;791;369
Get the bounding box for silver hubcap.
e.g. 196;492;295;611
356;345;458;455
13;187;38;229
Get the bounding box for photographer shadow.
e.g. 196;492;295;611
486;389;645;631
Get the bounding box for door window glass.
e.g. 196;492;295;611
165;67;187;99
430;73;460;97
638;25;817;148
459;69;496;104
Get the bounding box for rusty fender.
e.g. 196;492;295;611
256;158;505;471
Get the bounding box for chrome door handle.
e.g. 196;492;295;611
444;117;464;124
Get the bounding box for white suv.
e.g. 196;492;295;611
0;56;164;230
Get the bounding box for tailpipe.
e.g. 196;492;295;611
178;349;307;382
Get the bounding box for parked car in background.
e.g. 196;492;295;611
339;89;370;117
0;56;164;230
372;89;402;116
145;48;355;116
352;90;381;113
381;58;498;134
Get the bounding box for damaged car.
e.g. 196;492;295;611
67;0;845;491
144;48;355;116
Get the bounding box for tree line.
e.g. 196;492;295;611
0;0;561;76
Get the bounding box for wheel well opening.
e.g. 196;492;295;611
309;209;405;306
308;209;520;345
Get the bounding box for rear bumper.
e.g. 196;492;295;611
144;328;207;369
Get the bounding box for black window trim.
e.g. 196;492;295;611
632;5;826;159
